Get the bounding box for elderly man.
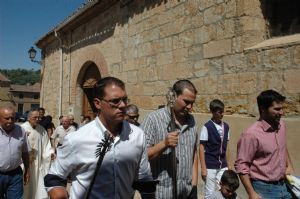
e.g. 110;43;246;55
44;76;155;199
0;106;30;199
67;114;78;130
124;104;140;126
22;110;54;199
51;116;76;149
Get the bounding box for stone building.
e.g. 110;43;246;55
0;72;40;116
36;0;300;186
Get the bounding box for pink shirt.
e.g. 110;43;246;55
235;119;287;181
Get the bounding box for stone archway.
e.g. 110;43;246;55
78;62;101;119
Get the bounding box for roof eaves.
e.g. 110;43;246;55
35;0;101;47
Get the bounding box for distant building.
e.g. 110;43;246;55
10;83;40;114
0;72;40;115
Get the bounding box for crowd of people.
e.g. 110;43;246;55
0;76;297;199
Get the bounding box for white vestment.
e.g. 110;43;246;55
22;122;53;199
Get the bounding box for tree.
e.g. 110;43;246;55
0;68;41;85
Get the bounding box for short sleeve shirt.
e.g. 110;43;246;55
0;124;29;172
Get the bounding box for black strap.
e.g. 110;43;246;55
44;174;67;187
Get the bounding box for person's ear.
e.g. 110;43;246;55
94;98;102;110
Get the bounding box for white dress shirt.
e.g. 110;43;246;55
47;117;152;199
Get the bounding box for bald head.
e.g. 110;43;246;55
0;106;16;132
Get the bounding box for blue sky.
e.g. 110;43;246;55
0;0;85;70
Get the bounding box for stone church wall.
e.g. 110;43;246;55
40;0;300;178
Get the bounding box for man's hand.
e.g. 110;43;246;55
164;131;179;147
48;187;68;199
51;153;57;160
23;169;30;185
201;168;207;182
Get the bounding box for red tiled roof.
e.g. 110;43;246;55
0;72;10;82
10;83;40;93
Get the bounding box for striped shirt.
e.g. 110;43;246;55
141;107;199;199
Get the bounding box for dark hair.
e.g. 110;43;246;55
93;77;125;99
172;79;197;96
209;99;224;112
257;90;286;114
221;170;239;191
38;107;45;112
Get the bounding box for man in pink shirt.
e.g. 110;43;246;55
235;90;295;199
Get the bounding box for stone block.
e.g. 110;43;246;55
157;51;173;66
239;16;265;32
127;70;138;83
262;48;290;71
209;57;224;75
194;25;217;45
245;51;262;72
284;69;300;93
188;45;203;61
257;71;283;91
199;0;215;11
203;39;232;58
137;66;158;82
173;48;189;63
224;0;236;18
292;46;300;65
239;72;257;94
158;62;193;80
216;19;235;40
217;74;240;94
223;94;248;114
204;4;225;25
191;13;204;28
193;59;210;77
223;54;247;73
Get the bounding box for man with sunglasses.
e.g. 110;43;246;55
141;79;199;199
44;77;154;199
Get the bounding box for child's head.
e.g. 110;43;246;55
209;99;224;123
220;170;239;198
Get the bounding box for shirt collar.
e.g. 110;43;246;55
95;117;132;139
260;119;281;132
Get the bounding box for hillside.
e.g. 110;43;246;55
0;68;40;85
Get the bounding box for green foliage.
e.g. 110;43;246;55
0;68;41;85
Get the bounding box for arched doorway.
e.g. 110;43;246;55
80;63;101;119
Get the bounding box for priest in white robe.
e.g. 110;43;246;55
22;110;54;199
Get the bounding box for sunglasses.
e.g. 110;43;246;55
101;97;129;106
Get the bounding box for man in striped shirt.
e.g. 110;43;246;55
141;80;199;199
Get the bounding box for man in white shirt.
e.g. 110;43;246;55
51;116;76;148
44;77;155;199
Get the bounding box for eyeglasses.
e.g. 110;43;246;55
101;97;129;107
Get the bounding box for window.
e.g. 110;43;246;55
18;104;23;114
31;104;39;110
261;0;300;37
33;94;39;99
19;93;24;99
